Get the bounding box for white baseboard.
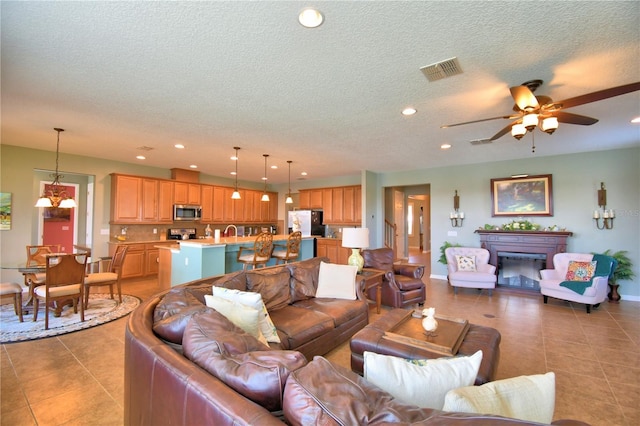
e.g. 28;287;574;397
430;274;447;281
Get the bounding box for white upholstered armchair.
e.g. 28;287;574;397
539;253;616;314
445;247;497;296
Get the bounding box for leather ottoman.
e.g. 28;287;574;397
350;308;500;385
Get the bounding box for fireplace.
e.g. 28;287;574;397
475;230;573;291
497;252;546;290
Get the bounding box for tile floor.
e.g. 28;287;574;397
1;253;639;426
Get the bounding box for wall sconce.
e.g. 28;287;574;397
593;182;614;230
450;190;464;227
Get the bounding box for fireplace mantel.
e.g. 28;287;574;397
474;230;573;269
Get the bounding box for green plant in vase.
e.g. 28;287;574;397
599;249;635;302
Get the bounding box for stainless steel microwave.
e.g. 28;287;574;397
173;204;202;221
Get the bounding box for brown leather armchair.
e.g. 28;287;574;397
362;248;425;308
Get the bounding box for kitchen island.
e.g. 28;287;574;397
157;234;315;289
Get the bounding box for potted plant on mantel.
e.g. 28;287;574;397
600;249;635;302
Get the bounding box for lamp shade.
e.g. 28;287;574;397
342;228;369;248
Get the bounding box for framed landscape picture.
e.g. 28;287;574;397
0;192;10;230
490;174;553;217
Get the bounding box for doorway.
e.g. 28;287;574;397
384;184;430;260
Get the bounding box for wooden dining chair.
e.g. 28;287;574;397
33;253;87;330
271;231;302;265
237;232;273;270
24;245;62;309
84;245;128;306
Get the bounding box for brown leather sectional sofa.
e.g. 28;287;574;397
124;257;589;426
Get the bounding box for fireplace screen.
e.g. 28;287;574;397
497;252;546;290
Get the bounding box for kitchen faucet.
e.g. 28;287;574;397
224;224;238;237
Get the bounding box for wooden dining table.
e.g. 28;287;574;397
1;256;111;316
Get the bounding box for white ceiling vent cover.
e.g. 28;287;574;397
420;57;463;82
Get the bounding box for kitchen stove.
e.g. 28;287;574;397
167;228;197;240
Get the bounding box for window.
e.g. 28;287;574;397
407;202;414;236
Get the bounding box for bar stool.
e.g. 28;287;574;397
0;282;24;322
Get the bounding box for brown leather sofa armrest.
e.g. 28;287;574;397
394;263;425;279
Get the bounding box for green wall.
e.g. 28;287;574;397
2;144;638;299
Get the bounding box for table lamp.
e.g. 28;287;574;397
342;228;369;272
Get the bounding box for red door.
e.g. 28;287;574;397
42;183;75;253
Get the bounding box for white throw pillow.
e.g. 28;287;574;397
363;350;483;410
211;287;280;343
204;295;268;345
315;262;358;300
443;372;556;424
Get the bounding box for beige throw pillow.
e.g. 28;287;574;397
443;372;556;424
363;350;482;410
315;262;358;300
204;294;268;345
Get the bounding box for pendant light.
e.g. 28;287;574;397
35;128;77;208
261;154;270;202
285;160;293;204
231;147;241;199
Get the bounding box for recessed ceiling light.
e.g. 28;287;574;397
136;155;146;160
174;144;185;149
230;171;237;175
301;171;308;176
298;8;323;28
440;143;452;150
631;116;640;124
402;107;417;116
189;164;197;169
271;165;278;169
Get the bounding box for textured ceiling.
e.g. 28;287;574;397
2;1;639;184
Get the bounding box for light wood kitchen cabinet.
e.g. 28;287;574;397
111;174;174;224
331;187;344;223
141;179;174;224
158;180;174;222
316;238;351;264
174;182;201;205
299;189;323;209
110;242;174;279
223;187;235;222
320;185;362;225
200;184;214;222
111;174;142;224
117;243;145;279
212;186;225;222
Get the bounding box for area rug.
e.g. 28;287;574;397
0;293;140;343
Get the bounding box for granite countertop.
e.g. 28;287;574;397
110;234;316;246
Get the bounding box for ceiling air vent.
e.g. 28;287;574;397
137;146;154;151
420;57;463;82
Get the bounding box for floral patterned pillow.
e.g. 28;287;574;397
455;255;477;272
565;260;597;282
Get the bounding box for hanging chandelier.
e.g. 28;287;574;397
285;160;293;204
231;147;241;200
261;154;270;202
35;128;77;208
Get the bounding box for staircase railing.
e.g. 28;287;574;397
384;219;398;260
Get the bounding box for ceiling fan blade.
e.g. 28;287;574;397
510;85;539;111
489;122;516;141
553;111;598;125
441;114;515;128
554;82;640;110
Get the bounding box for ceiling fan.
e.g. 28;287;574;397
442;80;640;142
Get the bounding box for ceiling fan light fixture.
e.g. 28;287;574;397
523;113;538;131
511;123;526;140
541;116;558;134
